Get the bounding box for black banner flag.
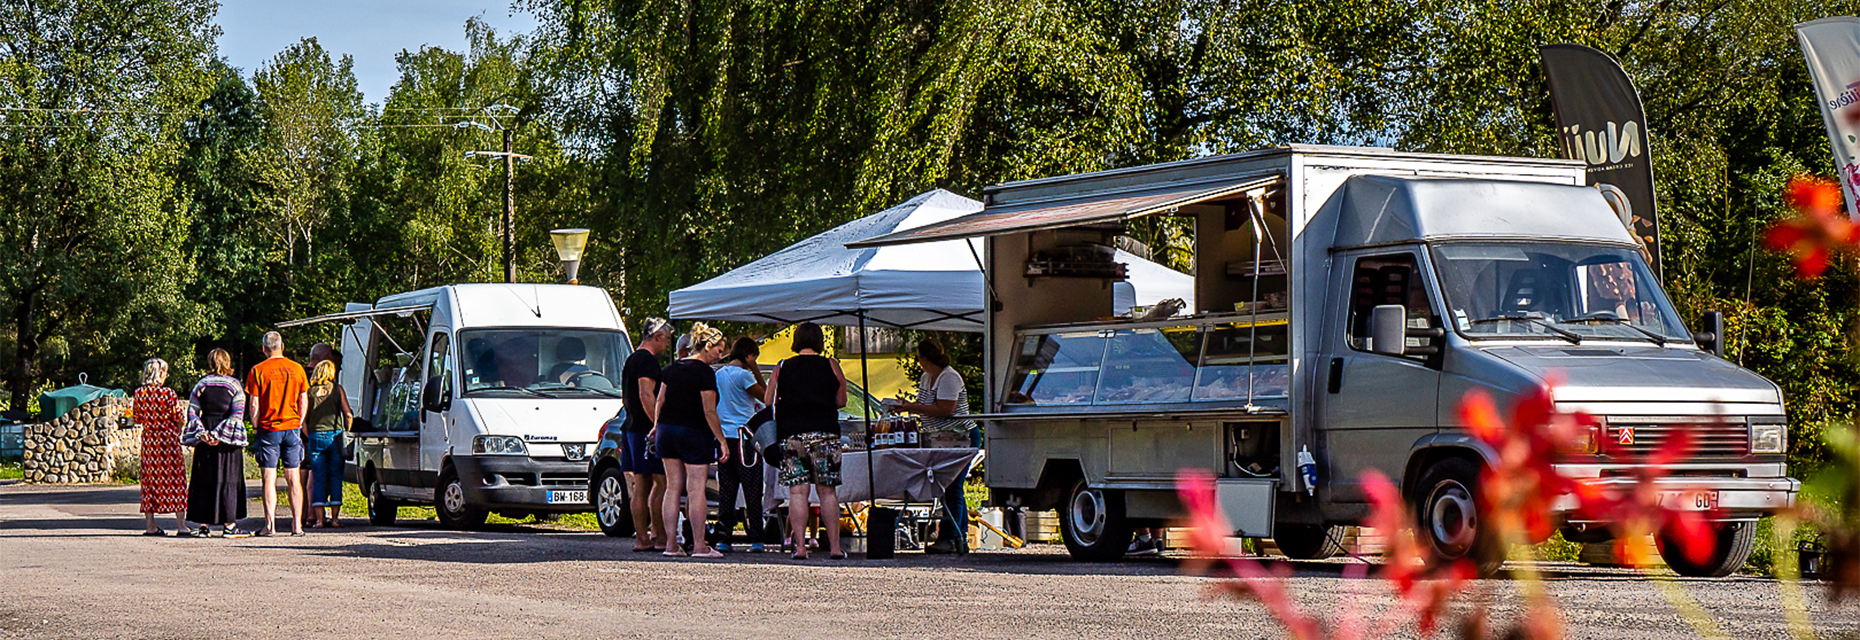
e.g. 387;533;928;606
1540;44;1661;275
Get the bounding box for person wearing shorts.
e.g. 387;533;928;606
652;323;729;559
246;331;309;537
621;318;673;551
764;322;847;560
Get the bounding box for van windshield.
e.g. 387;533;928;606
1430;242;1690;343
459;328;632;398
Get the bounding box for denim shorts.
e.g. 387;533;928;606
654;423;718;466
250;428;304;469
620;430;664;475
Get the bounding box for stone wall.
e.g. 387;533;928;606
19;396;139;484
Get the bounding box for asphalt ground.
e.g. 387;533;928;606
1;481;1856;639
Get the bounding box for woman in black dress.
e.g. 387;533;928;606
181;349;251;538
764;322;848;559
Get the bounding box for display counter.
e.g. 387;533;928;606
1002;312;1290;410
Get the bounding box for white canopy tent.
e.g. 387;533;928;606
668;189;1193;331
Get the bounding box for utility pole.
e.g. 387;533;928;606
503;128;515;283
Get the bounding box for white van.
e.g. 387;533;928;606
286;284;631;528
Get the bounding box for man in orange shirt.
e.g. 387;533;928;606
247;331;310;536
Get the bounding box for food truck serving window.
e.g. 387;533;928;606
1005;315;1292;409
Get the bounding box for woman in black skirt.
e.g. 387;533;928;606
181;348;251;538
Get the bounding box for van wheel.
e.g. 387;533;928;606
1658;520;1755;578
435;466;488;529
366;475;399;526
1415;458;1505;577
1274;524;1345;560
594;466;635;538
1060;480;1133;561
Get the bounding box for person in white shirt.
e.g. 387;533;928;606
889;337;977;554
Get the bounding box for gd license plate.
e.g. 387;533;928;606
546;490;587;505
1659;490;1720;511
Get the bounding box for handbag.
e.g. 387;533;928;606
751;408;781;464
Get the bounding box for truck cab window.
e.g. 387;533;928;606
1432;243;1689;343
458;329;631;397
1346;253;1435;358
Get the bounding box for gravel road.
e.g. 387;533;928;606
1;481;1854;639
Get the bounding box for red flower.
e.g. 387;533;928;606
1764;176;1854;279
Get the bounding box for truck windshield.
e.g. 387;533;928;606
1430;242;1691;343
458;329;632;397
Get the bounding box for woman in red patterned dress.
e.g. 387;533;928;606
136;358;188;535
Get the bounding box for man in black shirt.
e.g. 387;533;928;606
621;317;674;551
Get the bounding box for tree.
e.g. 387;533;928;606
0;0;217;408
245;37;365;299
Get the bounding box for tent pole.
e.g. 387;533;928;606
858;312;877;555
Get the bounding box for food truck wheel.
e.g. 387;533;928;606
1415;458;1504;577
366;476;400;526
594;466;636;537
1273;524;1345;560
1061;480;1133;561
435;467;489;529
1657;520;1756;578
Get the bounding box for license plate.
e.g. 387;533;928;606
1659;490;1720;511
546;490;587;505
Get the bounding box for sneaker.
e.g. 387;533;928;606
1128;536;1159;556
224;528;254;539
186;526;212;538
714;543;733;553
748;543;765;553
924;540;958;555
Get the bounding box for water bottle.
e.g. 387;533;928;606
1296;446;1317;496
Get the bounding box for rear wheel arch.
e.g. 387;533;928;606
1027;459;1085;512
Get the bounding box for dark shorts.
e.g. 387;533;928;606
655;423;718;466
620;430;664;475
250;428;304;470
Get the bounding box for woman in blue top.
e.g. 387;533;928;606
712;337;768;552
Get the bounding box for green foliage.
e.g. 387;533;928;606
0;462;22;480
0;0;219;406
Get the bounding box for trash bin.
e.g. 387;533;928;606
37;374;125;421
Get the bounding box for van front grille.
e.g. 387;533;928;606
1605;422;1746;458
541;472;585;486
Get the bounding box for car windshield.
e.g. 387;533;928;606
1431;242;1690;343
459;328;632;397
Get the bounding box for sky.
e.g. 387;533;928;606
214;0;540;105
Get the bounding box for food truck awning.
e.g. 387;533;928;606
846;175;1282;248
275;303;434;328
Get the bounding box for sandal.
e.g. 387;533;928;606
791;553;809;560
662;548;688;558
142;530;166;537
690;549;724;559
828;552;848;560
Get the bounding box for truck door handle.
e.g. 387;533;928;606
1327;357;1344;394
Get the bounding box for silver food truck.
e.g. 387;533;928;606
851;145;1797;576
285;284;631;529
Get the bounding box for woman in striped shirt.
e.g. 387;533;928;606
889;337;976;554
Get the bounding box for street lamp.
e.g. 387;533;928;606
551;228;590;284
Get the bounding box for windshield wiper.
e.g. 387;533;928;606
1467;315;1582;344
1567;317;1668;346
549;386;626;399
464;385;545;398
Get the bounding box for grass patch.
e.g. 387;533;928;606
0;462;21;480
300;481;598;530
1531;529;1583;563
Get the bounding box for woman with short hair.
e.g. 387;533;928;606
303;359;352;528
183;349;250;537
652;322;731;558
135;357;188;536
765;322;848;560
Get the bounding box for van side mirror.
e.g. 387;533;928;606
1370;305;1406;356
1694;310;1724;358
422;376;449;413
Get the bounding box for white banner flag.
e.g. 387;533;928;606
1799;17;1860;218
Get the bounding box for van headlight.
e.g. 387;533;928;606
1750;423;1786;454
472;435;529;456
